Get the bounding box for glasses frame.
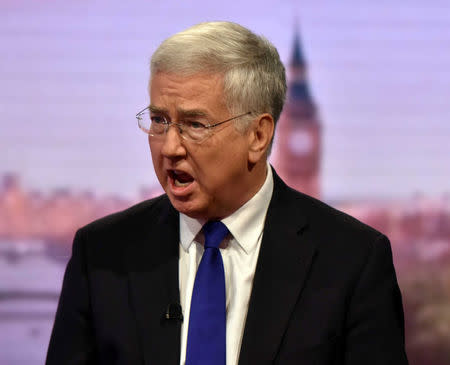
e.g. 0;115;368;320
135;107;252;143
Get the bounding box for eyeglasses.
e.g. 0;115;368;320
136;107;251;143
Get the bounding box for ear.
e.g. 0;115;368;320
247;113;274;164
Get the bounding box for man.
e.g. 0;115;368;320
46;22;408;365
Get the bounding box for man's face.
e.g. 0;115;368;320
149;72;257;220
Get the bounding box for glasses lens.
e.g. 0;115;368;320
136;109;211;143
137;111;151;133
137;111;168;136
149;116;167;135
182;121;209;142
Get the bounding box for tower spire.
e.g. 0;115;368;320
287;24;313;106
272;19;322;199
291;26;306;68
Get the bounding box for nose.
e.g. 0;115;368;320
160;125;187;158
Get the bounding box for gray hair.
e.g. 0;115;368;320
150;21;287;141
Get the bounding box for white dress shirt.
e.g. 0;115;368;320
178;166;274;365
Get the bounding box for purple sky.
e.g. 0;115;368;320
1;0;449;200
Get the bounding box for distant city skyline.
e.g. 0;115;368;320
1;168;448;254
1;0;449;200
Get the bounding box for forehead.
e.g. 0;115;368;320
149;72;228;116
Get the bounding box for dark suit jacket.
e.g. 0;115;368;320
46;171;408;365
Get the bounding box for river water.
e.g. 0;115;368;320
0;242;66;365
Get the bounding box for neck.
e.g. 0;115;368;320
210;160;268;220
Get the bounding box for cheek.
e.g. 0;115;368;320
189;155;220;192
195;151;244;191
149;143;164;178
149;140;161;161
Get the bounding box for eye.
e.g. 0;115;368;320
150;115;167;124
184;120;207;129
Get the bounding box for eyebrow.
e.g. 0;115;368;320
149;105;210;119
148;105;167;114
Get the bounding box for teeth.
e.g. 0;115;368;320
169;169;193;187
174;178;191;187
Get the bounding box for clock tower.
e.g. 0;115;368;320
272;29;321;199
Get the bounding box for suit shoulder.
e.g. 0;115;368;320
285;186;384;244
71;194;176;269
78;194;171;237
273;170;381;240
282;189;393;272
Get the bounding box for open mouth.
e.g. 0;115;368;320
169;170;195;187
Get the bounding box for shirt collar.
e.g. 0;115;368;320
179;163;274;254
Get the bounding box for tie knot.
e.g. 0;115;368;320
203;221;229;249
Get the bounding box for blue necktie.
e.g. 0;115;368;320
186;221;229;365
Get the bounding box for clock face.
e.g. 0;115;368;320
289;129;313;156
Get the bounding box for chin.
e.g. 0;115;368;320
167;196;205;219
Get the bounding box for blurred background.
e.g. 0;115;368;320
1;0;449;364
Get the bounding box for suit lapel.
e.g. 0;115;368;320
239;172;317;365
126;197;181;365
